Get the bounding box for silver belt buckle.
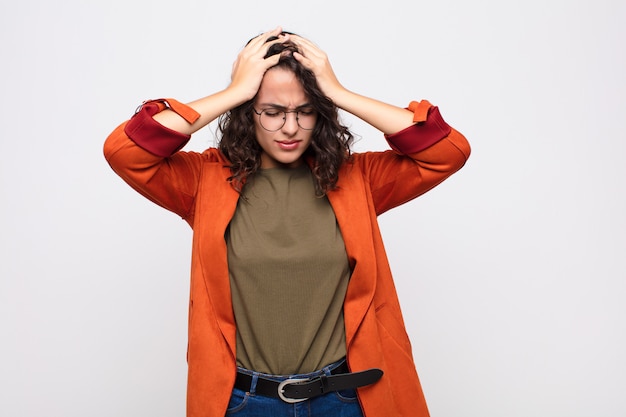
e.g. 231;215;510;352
277;378;309;403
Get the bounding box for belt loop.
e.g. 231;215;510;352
320;374;330;393
250;373;259;395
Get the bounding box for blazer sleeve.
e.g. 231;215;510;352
103;99;207;224
358;100;471;215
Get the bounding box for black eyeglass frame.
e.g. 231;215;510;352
252;108;317;132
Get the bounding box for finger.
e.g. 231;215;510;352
292;51;308;64
248;26;284;50
265;26;283;38
290;34;313;45
247;34;289;63
255;26;282;42
289;35;318;50
263;52;282;68
291;38;325;61
292;51;315;72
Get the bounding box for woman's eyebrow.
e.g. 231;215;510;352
257;102;313;110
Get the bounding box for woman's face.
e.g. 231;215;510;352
253;67;316;169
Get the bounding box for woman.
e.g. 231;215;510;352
104;27;470;417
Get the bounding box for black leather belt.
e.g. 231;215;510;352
234;363;383;403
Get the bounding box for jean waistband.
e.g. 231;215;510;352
236;357;347;383
234;357;383;403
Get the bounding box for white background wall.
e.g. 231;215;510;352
1;0;625;416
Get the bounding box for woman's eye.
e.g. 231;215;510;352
264;111;282;118
299;109;315;116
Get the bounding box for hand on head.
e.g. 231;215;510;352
289;34;344;101
229;27;344;104
229;27;291;101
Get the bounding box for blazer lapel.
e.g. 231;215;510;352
194;162;241;357
327;163;378;349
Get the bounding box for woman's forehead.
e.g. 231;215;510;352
257;68;308;106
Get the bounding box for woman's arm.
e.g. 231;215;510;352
104;28;296;221
152;27;290;135
292;34;470;215
292;35;414;135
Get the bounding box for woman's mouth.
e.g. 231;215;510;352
276;140;301;150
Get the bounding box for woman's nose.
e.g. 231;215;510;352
281;111;300;134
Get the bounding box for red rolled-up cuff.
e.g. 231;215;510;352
385;104;452;154
124;99;198;157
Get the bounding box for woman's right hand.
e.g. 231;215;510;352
153;27;290;135
228;27;290;102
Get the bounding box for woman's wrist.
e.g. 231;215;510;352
325;85;351;108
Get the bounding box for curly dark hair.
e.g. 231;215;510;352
217;33;354;196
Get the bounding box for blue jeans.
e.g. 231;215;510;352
226;359;364;417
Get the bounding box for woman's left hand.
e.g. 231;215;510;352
291;35;346;102
292;34;414;135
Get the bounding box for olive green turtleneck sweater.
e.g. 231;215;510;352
226;165;350;375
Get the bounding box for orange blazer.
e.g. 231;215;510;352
104;99;470;417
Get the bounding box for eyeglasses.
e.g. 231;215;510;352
253;107;317;132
